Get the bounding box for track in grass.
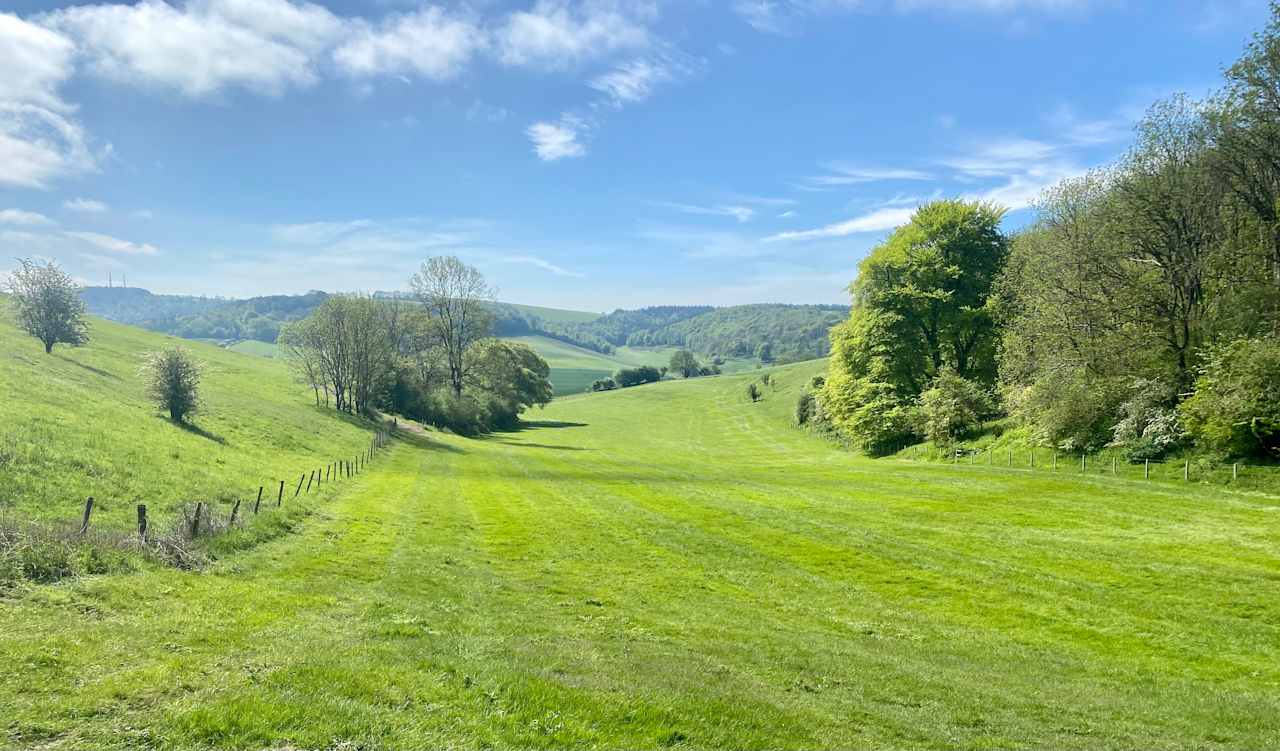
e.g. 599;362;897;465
3;362;1279;749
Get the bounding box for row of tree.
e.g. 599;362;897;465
812;7;1280;460
279;257;553;434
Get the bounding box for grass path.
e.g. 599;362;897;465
3;363;1280;749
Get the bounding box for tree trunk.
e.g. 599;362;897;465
44;340;53;354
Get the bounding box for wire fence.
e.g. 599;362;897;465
899;442;1280;494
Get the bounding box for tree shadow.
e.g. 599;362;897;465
508;420;589;431
173;419;228;445
393;428;467;454
493;441;592;451
56;355;120;380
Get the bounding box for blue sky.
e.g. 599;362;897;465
0;0;1270;311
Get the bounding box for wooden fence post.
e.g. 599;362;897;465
230;498;242;524
1112;455;1117;475
1184;460;1189;481
137;504;147;540
1052;451;1057;471
254;486;263;514
306;470;314;493
294;473;304;497
191;502;203;537
79;497;94;535
1006;449;1011;468
1144;459;1149;479
1081;454;1086;473
277;480;284;506
1233;463;1238;481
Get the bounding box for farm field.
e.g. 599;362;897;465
3;357;1279;749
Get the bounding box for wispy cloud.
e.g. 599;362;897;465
495;0;653;69
0;208;55;226
653;201;756;223
501;254;584;277
64;197;108;213
589;51;697;108
763;206;916;242
805;164;934;188
63;230;158;255
271;219;374;244
527;116;587;161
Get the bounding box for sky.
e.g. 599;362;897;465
0;0;1272;312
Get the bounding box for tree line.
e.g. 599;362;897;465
808;6;1280;461
279;256;552;434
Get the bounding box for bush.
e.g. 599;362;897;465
1005;370;1126;452
795;391;815;424
915;370;992;446
1180;338;1280;457
747;383;762;402
822;373;918;455
590;378;618;392
1108;379;1184;461
615;366;662;388
141;347;204;423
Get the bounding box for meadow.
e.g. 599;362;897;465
2;325;1278;749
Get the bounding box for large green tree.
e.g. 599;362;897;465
6;258;89;354
822;200;1008;452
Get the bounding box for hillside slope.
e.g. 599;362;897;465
0;300;381;531
3;358;1278;748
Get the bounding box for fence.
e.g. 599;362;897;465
71;425;396;543
899;442;1280;492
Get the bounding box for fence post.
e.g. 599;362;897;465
230;498;241;524
1112;455;1117;475
306;470;314;493
191;502;203;537
294;473;304;497
1007;449;1011;467
277;480;284;506
137;504;147;540
254;486;263;514
1184;460;1189;481
1052;451;1057;471
1081;454;1086;473
1144;459;1149;480
1233;463;1238;481
1029;449;1034;469
79;497;94;536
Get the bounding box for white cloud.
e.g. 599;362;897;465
502;254;584;277
589;53;691;107
496;0;651;69
43;0;345;97
807;164;935;187
527;116;587;161
0;209;55;226
64;197;108;213
333;6;484;80
778;210;796;218
271;219;374;244
763;207;916;242
64;230;159;255
0;13;76;111
0;103;99;189
655;202;756;223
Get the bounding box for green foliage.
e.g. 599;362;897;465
915;370;992;446
669;349;701;378
1180;338;1280;457
468;340;554;429
81;287;326;343
7;258;89;354
1108;379;1185;461
746;382;762;402
140;347;204;423
614;365;662;387
590;377;617;392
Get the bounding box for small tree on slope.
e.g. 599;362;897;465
6;258;89;354
142;347;204;423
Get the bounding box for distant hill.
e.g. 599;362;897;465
81;287;846;366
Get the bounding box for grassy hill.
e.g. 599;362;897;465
0;300;381;533
499;302;601;324
3;354;1279;748
509;335;755;394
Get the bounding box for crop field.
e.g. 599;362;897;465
3;344;1278;749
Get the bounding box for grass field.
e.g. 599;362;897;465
225;340;280;358
502;302;602;324
0;306;381;533
3;350;1279;748
509;335;758;394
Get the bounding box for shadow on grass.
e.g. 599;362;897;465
174;419;228;445
57;355;120;380
393;428;467;454
508;420;589;431
494;441;592;451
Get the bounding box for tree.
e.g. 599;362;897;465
6;258;89;354
615;366;662;387
468;340;553;429
1180;338;1280;457
915;369;992;446
755;341;774;363
746;382;762;402
141;347;203;423
669;349;701;378
410;256;495;398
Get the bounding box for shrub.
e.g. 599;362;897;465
615;366;662;388
822;374;918;455
1180;338;1280;457
915;370;992;446
590;378;618;392
1006;370;1126;452
141;347;204;423
795;391;815;424
1108;379;1184;461
747;383;762;402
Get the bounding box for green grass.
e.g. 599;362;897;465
0;306;381;533
507;335;758;394
3;352;1280;749
502;302;602;324
225;340;280;358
